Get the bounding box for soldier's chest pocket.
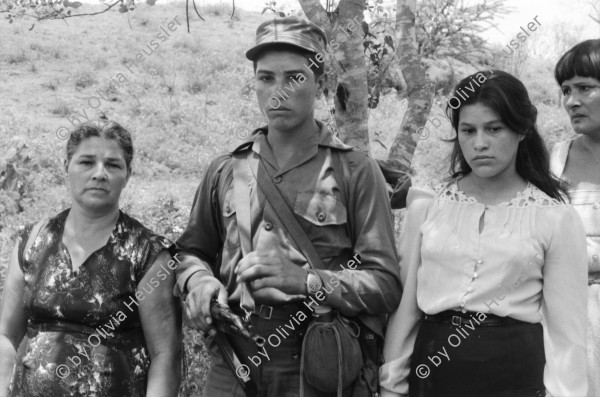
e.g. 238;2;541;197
222;188;240;250
293;192;351;256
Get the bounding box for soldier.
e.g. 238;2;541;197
172;16;402;397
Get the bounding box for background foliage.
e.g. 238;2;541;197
0;1;577;395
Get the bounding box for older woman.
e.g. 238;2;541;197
551;39;600;397
0;120;181;396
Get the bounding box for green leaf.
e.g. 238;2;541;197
68;1;81;7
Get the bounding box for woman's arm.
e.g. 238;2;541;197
380;188;434;397
0;243;28;397
541;206;588;397
139;250;182;397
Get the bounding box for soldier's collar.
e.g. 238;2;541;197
231;120;353;154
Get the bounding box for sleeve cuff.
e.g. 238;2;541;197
312;269;344;308
174;266;213;299
380;391;406;397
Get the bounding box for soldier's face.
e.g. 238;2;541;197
255;50;323;132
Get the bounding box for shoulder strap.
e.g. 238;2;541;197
231;154;255;313
332;150;350;206
253;159;324;270
256;154;386;338
332;150;354;243
550;139;572;178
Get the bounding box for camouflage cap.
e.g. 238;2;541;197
245;16;328;61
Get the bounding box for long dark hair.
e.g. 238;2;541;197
445;70;568;202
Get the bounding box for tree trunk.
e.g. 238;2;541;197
299;0;370;152
386;0;434;172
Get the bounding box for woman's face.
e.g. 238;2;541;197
67;137;129;213
458;103;524;180
561;75;600;137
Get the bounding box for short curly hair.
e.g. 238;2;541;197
66;119;134;174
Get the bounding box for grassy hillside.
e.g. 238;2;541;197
0;3;576;395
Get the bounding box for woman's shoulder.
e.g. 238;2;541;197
19;210;68;243
526;186;586;248
421;178;475;204
551;137;575;152
116;212;173;280
118;211;172;251
519;184;568;209
407;184;439;204
404;183;446;213
550;136;576;177
524;185;581;229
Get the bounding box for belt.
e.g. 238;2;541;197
589;271;600;285
424;310;525;327
233;302;309;321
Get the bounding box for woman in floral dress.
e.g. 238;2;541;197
0;120;181;396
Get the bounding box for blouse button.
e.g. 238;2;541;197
467;286;473;292
273;176;282;184
460;300;465;307
317;212;326;222
264;222;273;231
473;272;478;278
594;202;600;210
476;259;483;265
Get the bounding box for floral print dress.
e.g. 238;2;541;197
9;209;171;397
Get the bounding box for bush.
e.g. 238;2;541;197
74;71;97;90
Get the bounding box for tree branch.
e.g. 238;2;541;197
0;0;121;22
298;0;327;27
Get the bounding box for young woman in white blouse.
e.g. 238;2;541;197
380;70;588;397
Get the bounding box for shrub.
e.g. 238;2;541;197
74;71;97;90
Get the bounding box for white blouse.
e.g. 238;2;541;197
380;181;588;397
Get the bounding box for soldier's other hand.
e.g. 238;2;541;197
235;251;308;296
185;273;228;334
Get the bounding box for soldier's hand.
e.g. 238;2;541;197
185;273;228;334
235;251;308;296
